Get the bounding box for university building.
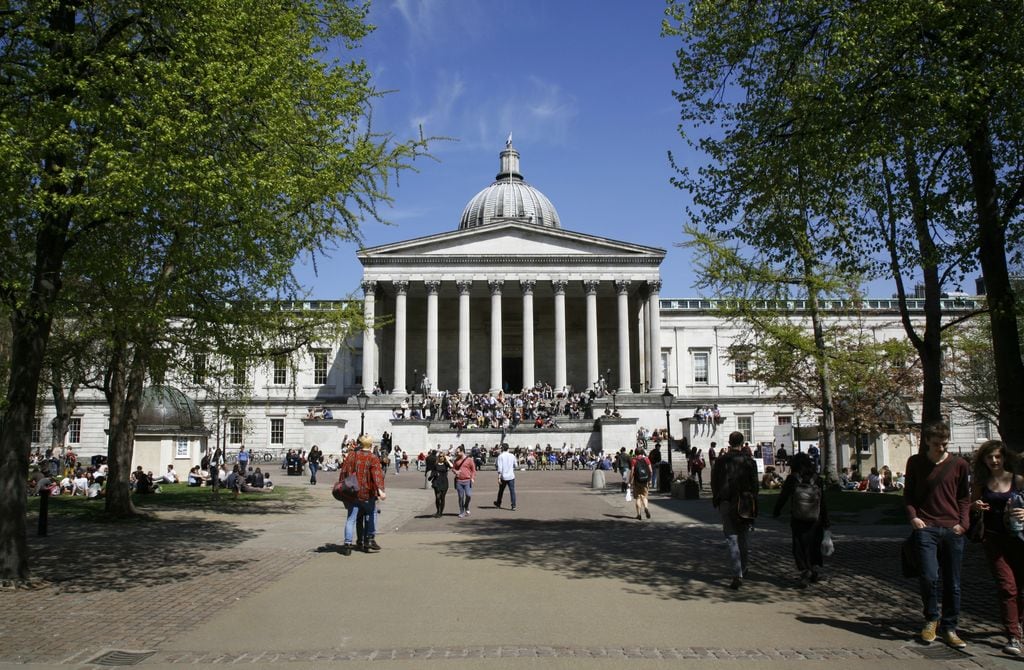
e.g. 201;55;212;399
38;142;991;475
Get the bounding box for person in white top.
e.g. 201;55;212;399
493;444;517;510
159;464;179;484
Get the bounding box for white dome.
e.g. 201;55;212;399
458;142;560;230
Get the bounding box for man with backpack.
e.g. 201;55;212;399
773;452;829;588
630;447;653;521
711;431;759;589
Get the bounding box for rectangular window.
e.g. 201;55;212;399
229;418;243;445
975;416;990;441
273;355;288;385
31;417;41;443
270;418;284;445
777;415;792;425
313;350;329;385
176;437;189;458
232;358;247;386
659;351;669;387
192;354;207;385
736;416;752;444
734;358;749;383
68;418;81;444
692;351;709;384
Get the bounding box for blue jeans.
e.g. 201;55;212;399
719;502;750;578
309;462;319;483
456;480;473;513
344;498;376;545
915;526;965;631
496;478;516;508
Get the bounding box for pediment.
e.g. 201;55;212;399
359;221;663;260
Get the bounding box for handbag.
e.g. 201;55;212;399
821;529;835;557
734;490;758;521
332;473;359;501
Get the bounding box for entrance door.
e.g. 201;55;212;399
502;357;523;393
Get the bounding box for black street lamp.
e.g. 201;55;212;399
661;388;674;473
356;389;370;437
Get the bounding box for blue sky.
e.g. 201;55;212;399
293;0;698;299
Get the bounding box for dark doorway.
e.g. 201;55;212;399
502;357;523;393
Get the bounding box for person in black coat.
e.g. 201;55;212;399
773;452;830;588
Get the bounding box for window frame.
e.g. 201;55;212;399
229;418;244;445
736;415;753;443
68;417;82;444
692;351;710;385
313;350;329;385
270;418;284;445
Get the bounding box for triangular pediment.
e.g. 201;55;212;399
359;221;663;260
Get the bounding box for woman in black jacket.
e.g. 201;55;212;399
428;451;451;518
773;452;830;588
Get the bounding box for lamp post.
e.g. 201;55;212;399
356;389;369;437
661;388;674;473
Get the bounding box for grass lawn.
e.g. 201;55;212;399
25;483;310;522
760;488;907;524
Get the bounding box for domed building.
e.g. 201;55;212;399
357;140;667;397
132;385;208;475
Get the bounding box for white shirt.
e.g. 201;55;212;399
496;451;516;480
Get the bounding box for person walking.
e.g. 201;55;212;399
904;421;971;648
493;443;517;510
772;452;829;588
428;451;450;518
338;435;386;555
307;445;323;485
452;445;477;518
616;447;631;493
710;431;759;589
630;447;653;520
970;439;1024;656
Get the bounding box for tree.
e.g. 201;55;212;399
665;0;1024;450
0;1;427;584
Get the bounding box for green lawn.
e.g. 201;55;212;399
760;488;907;524
25;483;309;522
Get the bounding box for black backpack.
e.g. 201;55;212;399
792;476;821;522
634;458;651;483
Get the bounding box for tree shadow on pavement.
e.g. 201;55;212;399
27;515;256;593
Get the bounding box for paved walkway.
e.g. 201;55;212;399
0;469;1016;669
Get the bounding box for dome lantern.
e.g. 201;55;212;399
458;139;560;230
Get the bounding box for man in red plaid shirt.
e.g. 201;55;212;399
338;436;387;555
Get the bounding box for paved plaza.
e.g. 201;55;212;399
1;468;1017;669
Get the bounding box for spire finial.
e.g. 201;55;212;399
506;132;512;148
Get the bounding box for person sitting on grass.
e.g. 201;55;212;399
158;464;179;484
242;466;274;492
223;464;242;498
187;466;205;487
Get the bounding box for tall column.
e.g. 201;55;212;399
521;280;536;390
552;280;567;392
648;280;664;392
615;279;632;393
489;280;504;394
361;280;376;394
639;298;649;392
457;280;472;394
425;280;440;395
392;280;408;394
584;280;599;390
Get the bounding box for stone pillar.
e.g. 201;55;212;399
648;280;663;392
521;280;536;390
457;280;472;394
361;280;376;394
584;280;599;390
552;279;567;392
615;279;631;393
639;297;649;392
392;280;408;394
425;280;440;395
489;280;504;394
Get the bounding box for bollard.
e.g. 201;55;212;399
590;468;606;489
37;489;49;536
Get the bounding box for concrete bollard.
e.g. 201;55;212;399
590;468;606;489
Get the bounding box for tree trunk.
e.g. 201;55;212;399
103;339;148;517
808;290;839;481
49;378;77;455
964;121;1024;453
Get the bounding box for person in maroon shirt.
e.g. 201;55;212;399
338;435;387;555
904;421;971;649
